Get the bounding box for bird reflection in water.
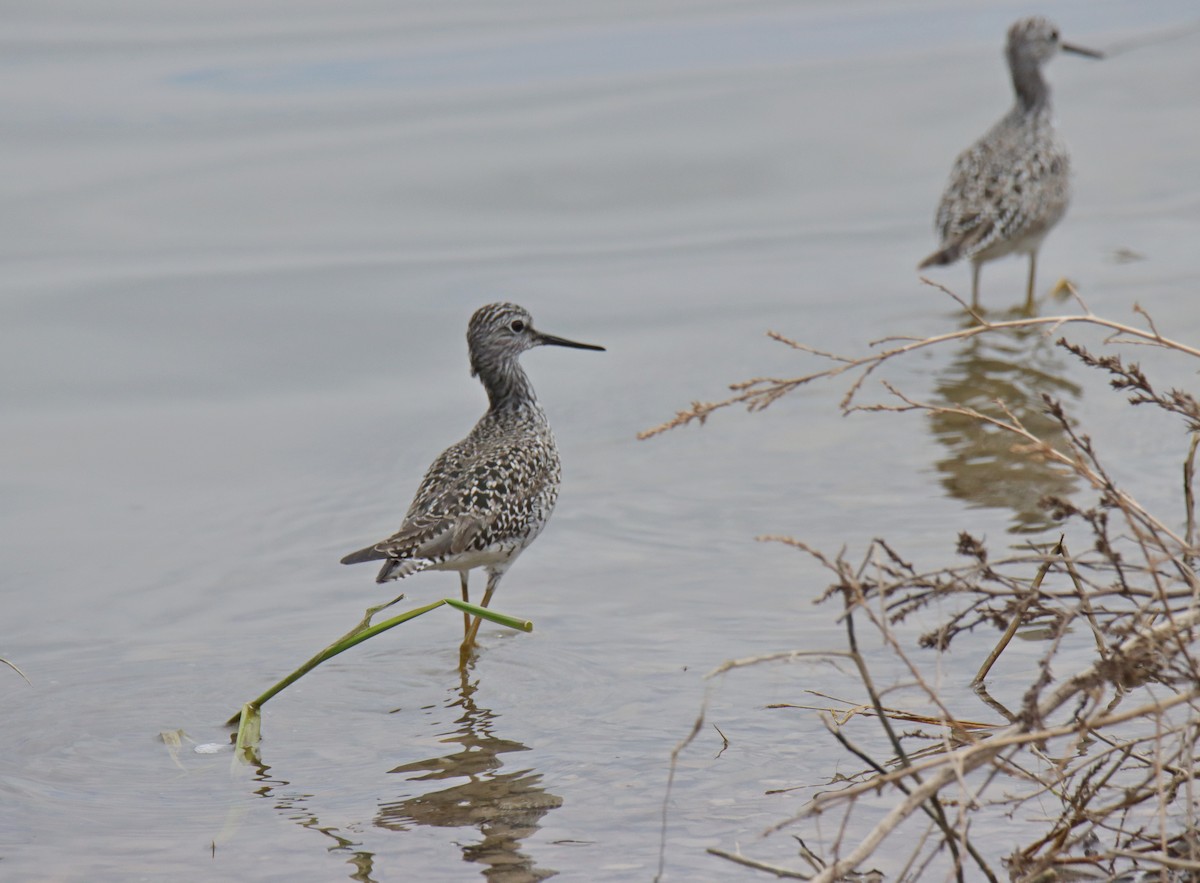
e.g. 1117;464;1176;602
929;307;1082;534
375;668;563;882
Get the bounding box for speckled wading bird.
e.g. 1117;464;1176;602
341;303;604;652
918;17;1102;309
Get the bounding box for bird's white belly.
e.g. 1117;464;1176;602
428;544;523;573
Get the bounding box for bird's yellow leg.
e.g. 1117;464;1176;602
459;572;471;636
460;572;501;653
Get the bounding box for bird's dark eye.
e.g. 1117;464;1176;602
1049;29;1059;41
510;319;526;332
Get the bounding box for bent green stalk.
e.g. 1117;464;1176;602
227;599;533;727
444;597;533;634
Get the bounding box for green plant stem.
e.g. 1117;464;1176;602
225;598;533;727
226;599;446;725
444;597;533;633
233;703;262;763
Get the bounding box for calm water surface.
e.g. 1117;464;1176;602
3;1;1199;880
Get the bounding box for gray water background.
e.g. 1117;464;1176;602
3;1;1199;880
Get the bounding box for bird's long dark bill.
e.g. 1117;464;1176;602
1062;42;1103;59
535;331;606;351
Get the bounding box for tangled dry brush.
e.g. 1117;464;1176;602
649;286;1200;882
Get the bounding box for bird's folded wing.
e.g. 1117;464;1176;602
340;512;490;565
936;135;1061;260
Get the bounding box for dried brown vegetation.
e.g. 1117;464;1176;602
651;284;1200;882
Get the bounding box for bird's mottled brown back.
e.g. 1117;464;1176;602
934;107;1071;263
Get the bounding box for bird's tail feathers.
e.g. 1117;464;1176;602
376;557;432;583
918;243;961;269
340;544;388;565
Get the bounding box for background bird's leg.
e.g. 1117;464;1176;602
459;571;471;636
1023;251;1038;313
461;571;502;651
971;260;982;308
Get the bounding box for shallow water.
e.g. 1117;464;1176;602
3;2;1199;880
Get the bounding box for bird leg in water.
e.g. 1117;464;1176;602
1024;251;1039;313
461;571;503;652
459;571;471;636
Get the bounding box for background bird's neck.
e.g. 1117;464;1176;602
1008;55;1051;112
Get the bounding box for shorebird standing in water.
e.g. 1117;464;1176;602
341;303;604;653
919;17;1102;310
